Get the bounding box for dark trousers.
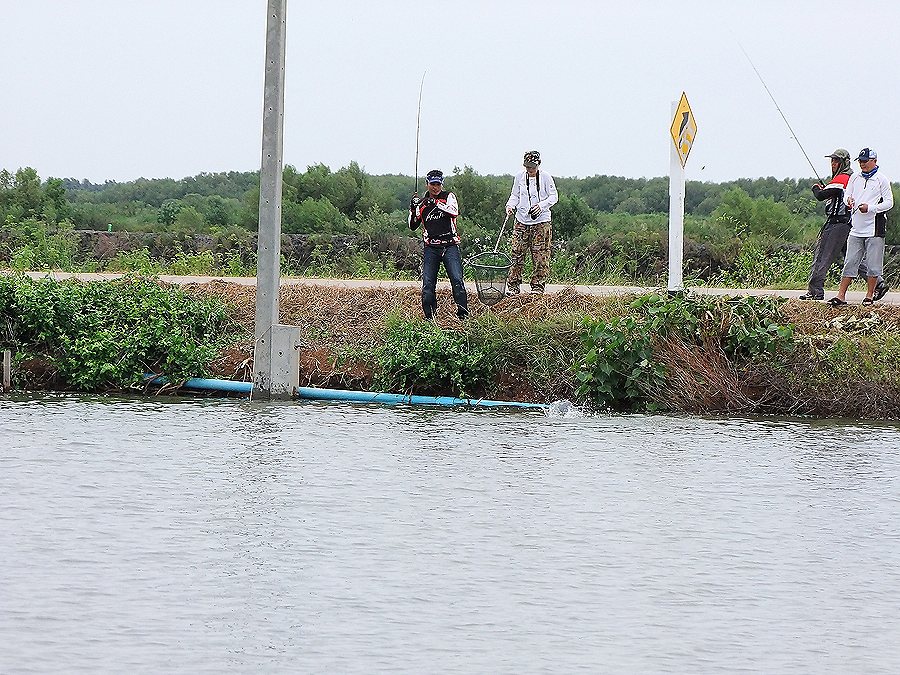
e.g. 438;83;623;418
422;244;468;319
807;220;878;297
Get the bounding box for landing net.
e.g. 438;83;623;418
468;250;511;306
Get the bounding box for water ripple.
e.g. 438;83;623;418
1;395;899;673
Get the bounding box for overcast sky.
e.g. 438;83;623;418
3;0;899;184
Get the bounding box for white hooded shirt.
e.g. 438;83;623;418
506;169;558;225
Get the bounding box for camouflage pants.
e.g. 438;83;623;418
507;221;552;292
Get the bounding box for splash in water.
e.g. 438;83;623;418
546;399;584;418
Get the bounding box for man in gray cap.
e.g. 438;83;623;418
829;147;894;305
800;148;886;300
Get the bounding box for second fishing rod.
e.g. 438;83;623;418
738;42;824;185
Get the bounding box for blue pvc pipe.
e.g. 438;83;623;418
294;386;548;410
143;375;547;411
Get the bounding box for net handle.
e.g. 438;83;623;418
493;213;510;252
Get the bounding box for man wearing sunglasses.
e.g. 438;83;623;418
409;169;469;320
829;148;894;306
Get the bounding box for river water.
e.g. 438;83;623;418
1;395;899;673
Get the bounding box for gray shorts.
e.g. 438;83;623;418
842;235;884;278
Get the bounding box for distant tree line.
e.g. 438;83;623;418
3;162;899;286
3;162;859;235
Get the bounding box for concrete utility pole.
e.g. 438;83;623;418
252;0;300;400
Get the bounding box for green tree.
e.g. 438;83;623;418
614;193;648;215
157;199;182;226
447;166;508;230
204;195;233;228
174;206;204;230
43;178;70;223
283;197;350;234
553;194;596;240
13;168;44;219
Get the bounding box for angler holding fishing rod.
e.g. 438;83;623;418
407;73;469;320
800;149;885;301
409;170;469;320
738;44;888;301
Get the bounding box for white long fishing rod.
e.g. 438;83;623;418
737;42;823;184
413;70;426;196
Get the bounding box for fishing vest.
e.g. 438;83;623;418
824;173;850;224
418;191;460;246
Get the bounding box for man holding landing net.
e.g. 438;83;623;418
505;150;558;295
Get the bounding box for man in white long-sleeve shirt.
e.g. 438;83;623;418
829;148;894;306
505;150;558;295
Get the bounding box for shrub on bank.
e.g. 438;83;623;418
0;275;240;390
574;294;795;412
373;316;498;398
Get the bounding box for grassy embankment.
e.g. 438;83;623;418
3;274;900;418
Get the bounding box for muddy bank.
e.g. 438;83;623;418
192;282;613;403
188;281;900;416
7;274;900;416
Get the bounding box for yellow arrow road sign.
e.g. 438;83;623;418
670;92;697;167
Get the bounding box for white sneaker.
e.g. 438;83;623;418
529;288;544;295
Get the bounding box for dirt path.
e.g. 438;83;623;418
13;271;899;305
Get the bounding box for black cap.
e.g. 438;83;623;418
857;148;877;162
426;169;444;183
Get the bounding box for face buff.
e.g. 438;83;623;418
862;165;879;179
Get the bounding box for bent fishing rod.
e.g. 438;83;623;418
413;70;426;196
737;42;823;184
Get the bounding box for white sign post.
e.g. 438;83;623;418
668;92;697;294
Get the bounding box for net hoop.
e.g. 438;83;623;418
468;250;512;306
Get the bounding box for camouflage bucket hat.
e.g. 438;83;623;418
523;150;541;167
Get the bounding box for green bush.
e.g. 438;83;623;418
374;317;496;398
0;274;239;390
107;247;164;275
630;292;794;358
715;239;814;288
712;188;795;238
575;316;664;411
7;220;79;271
575;293;795;410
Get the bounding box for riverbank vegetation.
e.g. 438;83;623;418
3;163;898;289
4;275;900;418
0;275;238;391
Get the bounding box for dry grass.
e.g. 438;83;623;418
649;335;774;414
185;281;626;348
780;298;900;333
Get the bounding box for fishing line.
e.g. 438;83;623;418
736;41;823;184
